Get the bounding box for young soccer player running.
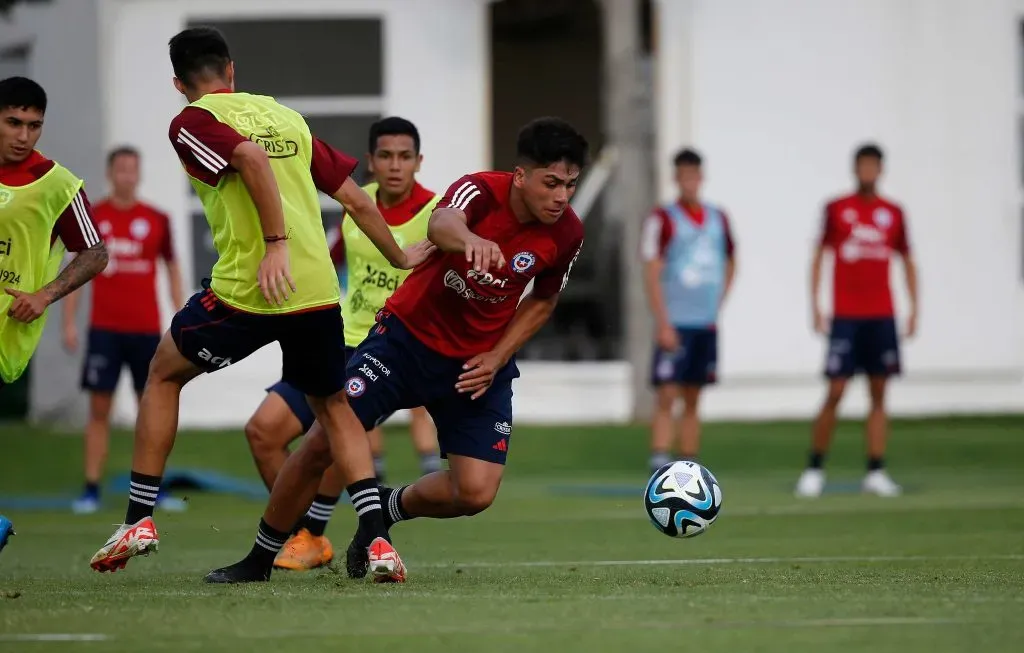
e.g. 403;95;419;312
63;146;185;514
0;77;108;390
243;116;442;572
206;117;587;584
795;143;918;498
641;149;736;472
89;27;433;577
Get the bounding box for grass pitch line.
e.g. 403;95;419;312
0;634;110;642
423;553;1024;569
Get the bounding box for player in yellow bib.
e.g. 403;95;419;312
89;28;433;583
0;77;108;390
241;117;442;572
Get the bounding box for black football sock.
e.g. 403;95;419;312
300;494;339;537
808;452;826;470
348;478;388;542
83;482;100;499
125;472;161;524
867;456;884;471
242;519;289;571
382;485;413;529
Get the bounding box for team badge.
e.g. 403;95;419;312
841;208;858;224
510;251;537;274
345;376;367;398
873;208;892;229
98;221;112;235
130;218;151;241
0;189;12;207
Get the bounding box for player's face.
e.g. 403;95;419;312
0;107;43;164
515;161;580;225
855;156;882;188
675;164;702;199
368;134;420;197
108;153;140;197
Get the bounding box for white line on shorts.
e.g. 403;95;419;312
0;634;110;642
420;553;1024;569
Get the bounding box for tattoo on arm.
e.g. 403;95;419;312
40;243;108;304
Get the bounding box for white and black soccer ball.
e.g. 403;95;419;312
644;461;723;538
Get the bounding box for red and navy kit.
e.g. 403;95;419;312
345;171;584;464
820;193;910;378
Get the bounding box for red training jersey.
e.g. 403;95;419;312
0;150;100;253
89;200;174;334
387;172;584;359
820;193;910;318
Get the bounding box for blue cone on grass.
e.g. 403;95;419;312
0;515;14;554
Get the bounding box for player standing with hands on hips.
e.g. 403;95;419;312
795;143;918;498
0;76;108;391
641;148;736;473
88;27;433;577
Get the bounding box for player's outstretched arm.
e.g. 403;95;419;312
428;208;505;272
333;178;420;269
6;243;108;324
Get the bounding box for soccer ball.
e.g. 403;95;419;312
644;461;723;538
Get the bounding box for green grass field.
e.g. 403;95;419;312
1;417;1022;652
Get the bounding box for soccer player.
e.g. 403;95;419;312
206;117;587;584
795;143;917;498
89;27;432;577
641;148;736;472
244;116;442;572
63;146;185;515
0;76;108;390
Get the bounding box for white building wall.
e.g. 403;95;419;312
651;0;1024;420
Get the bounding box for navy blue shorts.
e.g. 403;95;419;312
826;318;901;378
170;285;347;397
264;345;359;434
346;312;519;465
81;328;160;393
651;327;718;387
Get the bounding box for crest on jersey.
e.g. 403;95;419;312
345;376;367;398
130;218;151;241
0;189;12;207
873;208;892;229
841;208;858;224
510;251;536;274
98;221;112;235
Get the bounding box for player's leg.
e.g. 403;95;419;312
90;288;267;572
860;318;902;496
74;329;122;514
368;426;386;482
675;328;717;461
650;343;683;472
678;386;703;460
409;406;443;475
795;320;855;497
244;383;312;490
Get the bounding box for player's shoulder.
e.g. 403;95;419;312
168;105;213;138
22;150;56;179
876;195;905;216
555;206;585;246
460;170;511;196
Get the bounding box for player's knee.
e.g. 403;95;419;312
452;481;498;516
244;418;280;460
293;427;334;475
655;388;677;412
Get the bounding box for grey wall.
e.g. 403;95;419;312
1;0;104;425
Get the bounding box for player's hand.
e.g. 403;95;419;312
813;307;829;335
456;350;505;400
258;241;297;306
657;323;680;352
905;309;918;339
62;323;79;352
398;239;437;270
4;288;50;323
465;236;505;273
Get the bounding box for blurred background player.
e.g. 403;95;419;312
641;148;736;473
0;76;108;391
204;117;586;585
795;143;918;498
63;146;184;515
89;27;432;576
243;116;442;572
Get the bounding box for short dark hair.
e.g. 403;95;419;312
107;145;140;167
0;76;47;114
516;117;588;169
673;148;702;167
169;27;231;86
368;117;420;154
855;143;884;162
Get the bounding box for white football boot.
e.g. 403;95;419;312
794;468;826;498
862;469;902;497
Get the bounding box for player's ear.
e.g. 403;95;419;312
415;153;423;173
172;77;185;96
225;61;236;89
513;166;526;189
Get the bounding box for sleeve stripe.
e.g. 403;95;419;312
559;244;582;292
639;215;663;261
177;128;228;172
71;192;100;247
448;181;476;209
454;189;481;212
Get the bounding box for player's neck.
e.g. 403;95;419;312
109;193;136;209
680;196;701;209
185;80;231;103
857;185;877;199
377;184;414;209
508;187;535;224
